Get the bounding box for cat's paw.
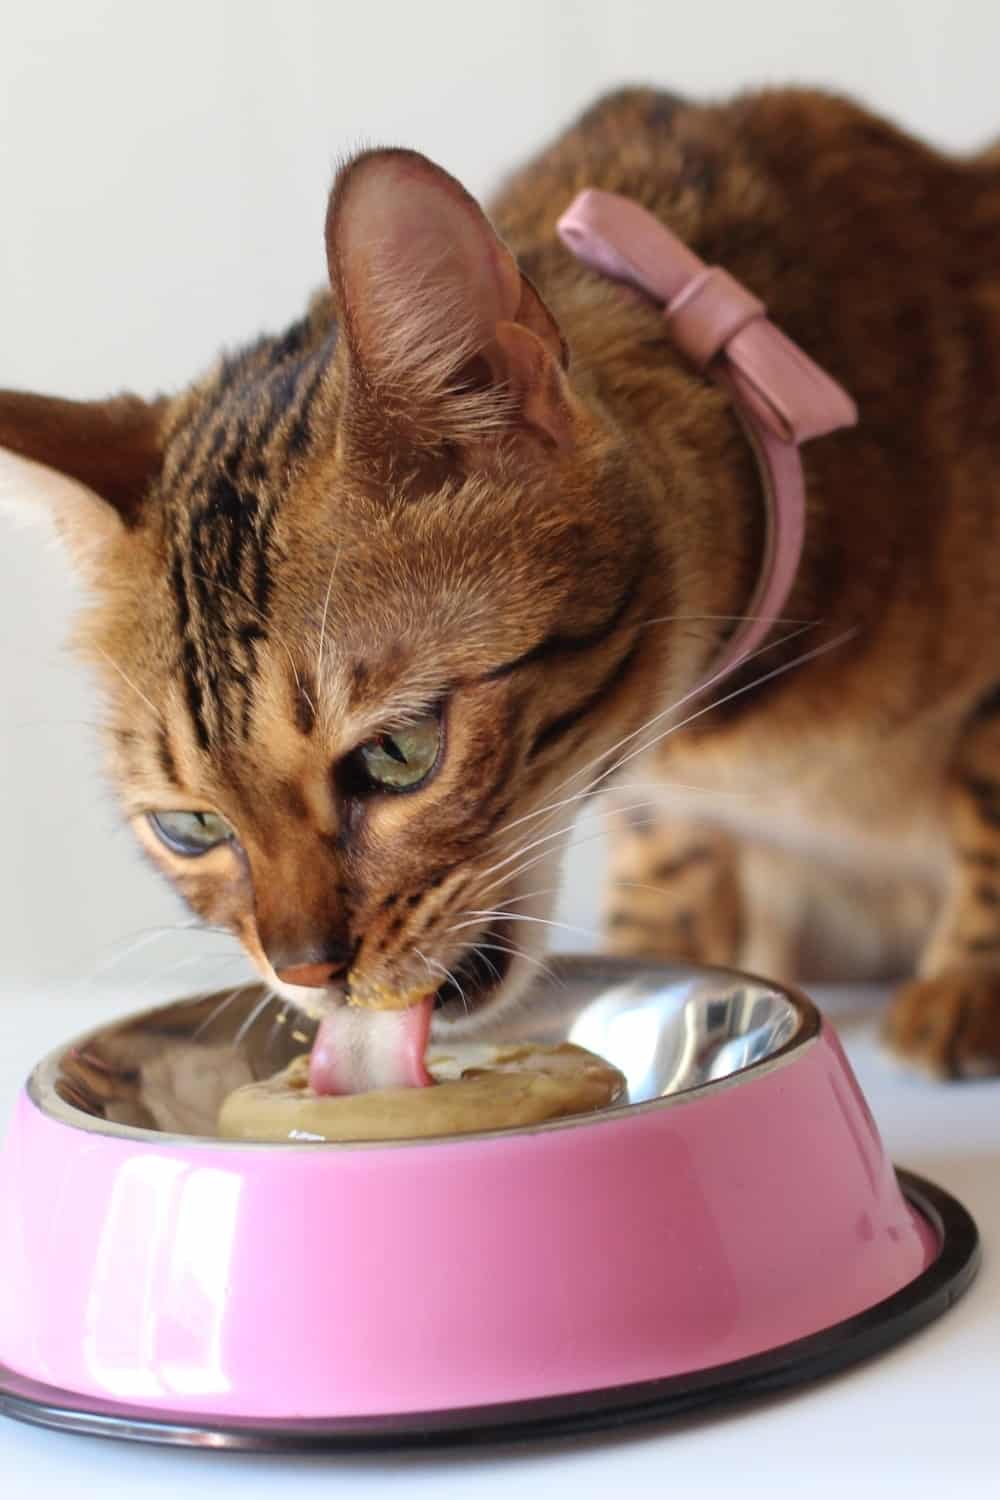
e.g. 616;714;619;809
883;971;1000;1079
603;816;742;968
603;885;742;967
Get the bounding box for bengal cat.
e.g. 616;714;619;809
3;86;1000;1079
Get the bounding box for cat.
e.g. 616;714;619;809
3;85;1000;1080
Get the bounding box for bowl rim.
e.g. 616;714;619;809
24;956;822;1152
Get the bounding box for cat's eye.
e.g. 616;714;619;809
148;810;235;857
350;712;443;793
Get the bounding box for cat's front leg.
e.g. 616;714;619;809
602;801;743;966
884;710;1000;1077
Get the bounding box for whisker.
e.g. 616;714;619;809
516;620;812;827
486;625;854;885
468;947;503;987
415;948;469;1017
69;925;240;998
589;626;859;795
480;626;858;905
636;611;818;631
482;886;563;911
471;939;560;986
188;570;311;710
90;923;204;972
487;622;820;852
476;796;667;895
483;878;689;914
192;982;260;1041
315;545;342;697
97;950;242;1002
487;779;745;863
439;915;561;986
1;718;107;733
448;910;603;945
233;990;279;1046
93;647;161;720
264;1000;292;1055
477;809;690;902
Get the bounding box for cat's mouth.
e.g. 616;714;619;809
303;919;528;1095
432;920;513;1016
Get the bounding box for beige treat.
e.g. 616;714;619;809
218;1041;626;1143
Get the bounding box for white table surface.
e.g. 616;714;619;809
0;977;996;1498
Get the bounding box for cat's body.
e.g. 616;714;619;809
4;86;1000;1078
486;88;1000;998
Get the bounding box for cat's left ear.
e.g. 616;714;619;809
325;149;577;454
0;390;166;577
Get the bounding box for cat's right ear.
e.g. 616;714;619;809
0;390;166;578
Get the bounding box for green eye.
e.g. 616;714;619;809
354;713;442;792
149;810;235;857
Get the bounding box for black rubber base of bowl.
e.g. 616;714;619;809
0;1169;979;1454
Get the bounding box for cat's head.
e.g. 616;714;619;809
0;149;676;1031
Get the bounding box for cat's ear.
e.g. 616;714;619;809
0;390;166;576
325;149;577;454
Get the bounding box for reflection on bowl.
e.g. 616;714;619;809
39;960;806;1142
0;958;946;1427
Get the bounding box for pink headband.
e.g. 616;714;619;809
556;188;857;689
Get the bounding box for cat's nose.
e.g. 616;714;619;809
272;943;354;990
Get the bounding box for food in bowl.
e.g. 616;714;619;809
218;1040;627;1142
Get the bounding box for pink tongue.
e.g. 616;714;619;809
308;998;434;1095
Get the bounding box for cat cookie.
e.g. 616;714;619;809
218;1041;626;1142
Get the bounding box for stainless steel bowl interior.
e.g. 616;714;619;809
29;957;815;1145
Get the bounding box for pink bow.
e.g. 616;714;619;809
557;188;857;445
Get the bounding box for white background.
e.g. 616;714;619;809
2;0;999;992
1;7;999;1491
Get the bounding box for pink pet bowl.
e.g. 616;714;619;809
0;957;978;1450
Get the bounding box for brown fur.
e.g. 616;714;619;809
3;85;1000;1074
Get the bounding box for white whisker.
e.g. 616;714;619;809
233;990;279;1046
188;569;310;709
484;877;685;913
487;622;820;852
590;626;859;795
448;910;603;945
192;982;259;1041
471;939;560;985
65;923;244;1007
488;780;745;861
315;545;342;696
476;797;667;896
482;887;563;911
415;948;469;1017
468;947;504;987
485;625;855;894
264;1000;292;1054
89;923;203;975
637;611;818;631
94;647;161;720
477;809;691;903
479;628;856;905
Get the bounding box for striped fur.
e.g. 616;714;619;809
4;86;1000;1075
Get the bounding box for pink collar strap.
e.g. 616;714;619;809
556;188;857;688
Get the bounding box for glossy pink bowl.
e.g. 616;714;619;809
0;958;977;1446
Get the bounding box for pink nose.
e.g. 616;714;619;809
274;959;350;989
